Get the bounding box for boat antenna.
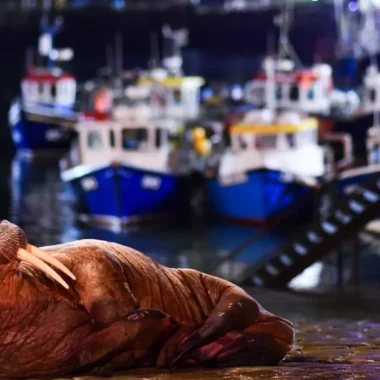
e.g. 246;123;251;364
149;31;160;70
114;32;124;94
266;30;275;57
106;42;114;79
25;46;34;73
275;0;302;69
39;13;64;69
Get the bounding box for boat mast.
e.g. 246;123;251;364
149;31;160;70
161;24;188;77
275;0;302;69
114;32;124;96
106;42;114;79
39;13;64;70
25;46;34;73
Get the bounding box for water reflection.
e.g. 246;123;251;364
5;155;380;287
7;155;290;274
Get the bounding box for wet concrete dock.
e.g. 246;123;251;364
70;320;380;379
67;288;380;380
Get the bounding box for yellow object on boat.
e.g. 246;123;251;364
230;117;318;135
193;127;211;156
137;76;205;88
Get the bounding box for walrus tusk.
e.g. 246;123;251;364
17;248;69;289
27;244;76;280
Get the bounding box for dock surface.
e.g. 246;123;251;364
47;288;380;379
69;320;380;380
69;320;380;379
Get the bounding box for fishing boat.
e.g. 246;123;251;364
8;16;77;158
204;95;380;227
204;108;329;226
60;102;192;228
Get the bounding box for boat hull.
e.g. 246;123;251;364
205;169;313;226
206;163;380;226
9;103;75;156
63;164;191;226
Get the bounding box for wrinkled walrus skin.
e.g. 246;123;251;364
0;220;295;378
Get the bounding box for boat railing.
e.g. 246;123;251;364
320;132;354;171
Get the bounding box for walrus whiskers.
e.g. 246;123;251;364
17;248;69;289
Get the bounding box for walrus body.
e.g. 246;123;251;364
0;221;294;378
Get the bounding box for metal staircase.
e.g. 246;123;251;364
237;176;380;288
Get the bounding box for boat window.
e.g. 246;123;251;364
155;128;162;148
286;134;296;147
122;128;148;151
38;83;44;95
307;84;315;100
255;134;277;149
173;89;182;104
87;131;103;150
51;84;57;99
289;84;300;101
237;134;251;150
276;85;282;100
32;83;38;97
109;130;115;148
370;88;377;103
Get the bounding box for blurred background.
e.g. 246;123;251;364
4;0;380;294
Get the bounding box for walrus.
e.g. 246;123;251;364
0;220;294;378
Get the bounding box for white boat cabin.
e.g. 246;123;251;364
21;69;77;110
137;76;205;121
244;63;332;114
71;105;180;174
217;110;326;183
362;65;380;113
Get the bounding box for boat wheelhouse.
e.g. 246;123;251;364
136;75;205;121
244;60;333;115
60;105;191;227
21;69;76;110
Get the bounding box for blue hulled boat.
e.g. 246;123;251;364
9;71;77;157
205;109;380;226
9;17;77;158
204;108;328;226
60;104;191;227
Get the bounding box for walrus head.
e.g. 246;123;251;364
0;220;28;264
0;220;76;288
